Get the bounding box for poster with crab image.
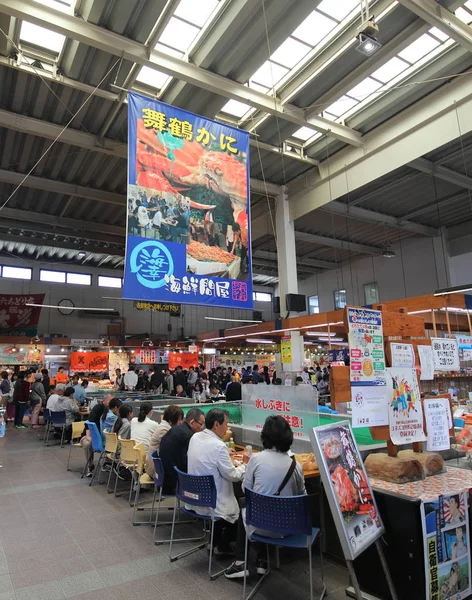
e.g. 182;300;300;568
124;92;253;310
310;421;384;560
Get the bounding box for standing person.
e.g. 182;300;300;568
130;402;158;450
30;373;46;429
252;365;260;384
1;371;13;422
163;369;174;395
152;204;162;239
55;367;69;386
173;366;186;391
123;367;138;391
262;366;271;385
187;366;198;390
114;368;125;391
13;372;30;429
146;405;184;478
150;367;165;392
225;376;242;402
41;369;51;395
187;408;248;554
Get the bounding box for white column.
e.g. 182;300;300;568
275;189;304;373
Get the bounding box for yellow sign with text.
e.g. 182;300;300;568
281;337;293;364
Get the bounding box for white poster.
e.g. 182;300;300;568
347;307;386;386
391;342;415;368
419;345;435;381
387;367;426;445
424;398;451;452
351;385;390;428
431;338;460;372
421;491;471;600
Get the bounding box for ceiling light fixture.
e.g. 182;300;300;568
356;18;381;56
26;303;115;312
434;284;472;296
77;251;86;259
204;317;263;324
246;339;274;344
382;243;396;258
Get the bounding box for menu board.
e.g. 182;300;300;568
419;345;435;381
391;342;415;368
431;338;460;372
387;367;426;445
281;337;292;364
310;421;384;560
424;398;452;452
421;491;471;600
348;307;386;386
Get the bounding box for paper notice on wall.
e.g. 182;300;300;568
424;398;451;452
387;367;426;445
390;343;415;368
431;338;460;371
419;345;435;380
351;385;390;428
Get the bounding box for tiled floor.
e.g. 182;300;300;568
0;426;351;600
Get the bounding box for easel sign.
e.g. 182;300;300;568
310;421;399;600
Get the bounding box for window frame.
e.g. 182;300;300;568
1;265;32;280
364;281;379;305
333;289;347;310
253;291;273;303
66;272;92;286
308;295;320;314
40;269;66;283
98;275;123;289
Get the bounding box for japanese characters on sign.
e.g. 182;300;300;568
431;338;460;372
133;301;181;316
0;294;45;336
310;421;384;561
168;352;199;370
123;92;253;310
132;349;169;365
424;398;451;453
421;491;471;600
70;352;109;372
390;342;415;368
387;367;426;445
280;337;292;364
351;385;391;428
455;335;472;350
419;345;435;380
70;339;103;346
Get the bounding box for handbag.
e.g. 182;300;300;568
239;456;297;508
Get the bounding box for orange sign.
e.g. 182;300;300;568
70;351;109;372
168;352;199;370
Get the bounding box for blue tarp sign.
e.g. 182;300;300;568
124;92;253;310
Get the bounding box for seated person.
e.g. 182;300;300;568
46;383;66;410
54;386;80;443
187;408;249;554
73;379;88;406
146;404;184;478
80;393;113;477
174;384;187;398
130;402;158;450
225;415;306;579
205;384;224;403
102;398;122;432
159;408;204;494
112;404;134;439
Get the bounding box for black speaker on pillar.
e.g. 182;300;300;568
286;293;306;313
253;311;263;321
273;296;281;314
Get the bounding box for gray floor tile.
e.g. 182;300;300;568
58;570;105;598
15;580;65;600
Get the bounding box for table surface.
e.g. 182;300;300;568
371;465;472;501
234;445;319;479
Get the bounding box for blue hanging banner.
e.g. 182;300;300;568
124;92;253;310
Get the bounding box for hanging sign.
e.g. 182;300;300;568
347;307;386;386
419;345;435;380
455;335;472;350
431;338;460;371
0;294;45;336
123;92;253;310
0;345;45;365
421;491;471;600
387;367;426;445
390;342;415;368
70;339;103;346
310;421;384;560
168;352;198;370
133;301;181;316
70;352;109;372
424;397;452;452
280;337;293;364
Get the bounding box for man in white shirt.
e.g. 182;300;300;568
152;207;162;239
187;408;249;554
46;384;66;411
123;367;138;391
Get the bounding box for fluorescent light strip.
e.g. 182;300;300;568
408;309;432;315
26;303;115;312
434;285;472;296
204;317;263;323
246;339;274;344
305;331;337;337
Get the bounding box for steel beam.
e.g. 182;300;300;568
295;231;383;255
0;0;362;147
253;249;337;270
398;0;472;53
0;232;123;257
401;190;469;220
409;157;472;191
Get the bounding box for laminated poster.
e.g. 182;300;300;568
351;385;390;428
431;338;460;372
347;307;386;386
421;491;471;600
424;398;451;453
387;367;426;445
390;342;415;368
419;345;435;381
310;421;384;561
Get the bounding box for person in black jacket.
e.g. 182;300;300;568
159;408;205;494
41;369;51;395
80;395;112;477
173;366;187;391
225;377;242;402
150;367;165;391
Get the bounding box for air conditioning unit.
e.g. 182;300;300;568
78;310;120;318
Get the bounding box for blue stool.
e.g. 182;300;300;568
454;417;466;429
80;421;104;486
169;468;225;580
45;410;67;447
243;488;326;600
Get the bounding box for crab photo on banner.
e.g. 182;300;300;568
123;92;253;310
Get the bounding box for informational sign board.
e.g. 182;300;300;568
455;335;472;350
70;339;103;346
419;345;435;380
69;352;109;372
351;385;391;428
348;307;386;386
0;294;45;336
280;337;292;364
310;421;384;560
168;352;198;370
387;367;426;445
124;92;253;310
132;349;169;365
424;397;452;452
390;342;415;368
134;301;181;316
431;338;460;371
421;491;471;600
0;345;44;365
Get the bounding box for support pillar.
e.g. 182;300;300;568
275;188;304;373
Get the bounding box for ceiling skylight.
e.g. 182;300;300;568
174;0;219;28
154;43;184;59
158;17;200;54
325;95;358;117
455;6;472;24
20;21;66;53
32;0;73;13
398;33;440;64
271;37;312;69
347;77;382;101
316;0;360;21
221;99;253;118
428;27;449;42
370;56;409;83
291;10;337;46
136;67;170;90
292;127;321;142
251;60;289;89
